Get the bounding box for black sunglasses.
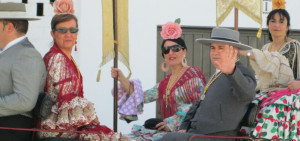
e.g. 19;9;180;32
162;44;184;54
55;27;79;33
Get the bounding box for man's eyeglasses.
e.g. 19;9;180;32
55;27;79;33
162;44;184;54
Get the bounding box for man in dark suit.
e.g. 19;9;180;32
161;28;256;141
0;3;46;141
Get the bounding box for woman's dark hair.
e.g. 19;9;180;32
161;38;187;58
267;9;290;41
51;14;78;32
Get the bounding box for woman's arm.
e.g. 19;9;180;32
48;54;69;96
239;50;255;61
111;67;134;95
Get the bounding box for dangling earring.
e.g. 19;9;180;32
75;40;78;51
161;61;169;72
284;30;288;42
267;29;271;41
284;36;288;42
182;55;188;67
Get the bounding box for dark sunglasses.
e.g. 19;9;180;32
162;44;184;54
55;27;79;33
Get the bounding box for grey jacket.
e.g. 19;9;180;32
0;38;46;118
180;62;256;135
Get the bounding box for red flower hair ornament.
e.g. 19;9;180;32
160;18;182;40
53;0;74;14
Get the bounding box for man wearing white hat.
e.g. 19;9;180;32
0;3;46;141
161;28;256;141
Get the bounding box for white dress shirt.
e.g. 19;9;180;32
0;36;26;54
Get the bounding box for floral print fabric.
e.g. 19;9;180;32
115;67;205;140
40;45;114;140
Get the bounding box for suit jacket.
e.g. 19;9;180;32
180;62;256;135
0;37;46;118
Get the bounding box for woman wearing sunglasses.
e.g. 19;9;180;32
111;20;206;140
38;0;116;140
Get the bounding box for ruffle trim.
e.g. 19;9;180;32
111;79;144;121
39;131;129;141
253;108;300;140
41;96;97;130
252;95;300;140
251;48;294;91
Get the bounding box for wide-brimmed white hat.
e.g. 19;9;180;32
196;28;252;50
0;3;39;20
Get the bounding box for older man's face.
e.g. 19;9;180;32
210;42;236;67
210;42;227;61
210;42;238;73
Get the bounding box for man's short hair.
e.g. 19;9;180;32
1;20;28;34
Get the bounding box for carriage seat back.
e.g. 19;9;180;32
33;92;52;118
240;102;259;127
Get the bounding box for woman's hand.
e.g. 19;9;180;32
288;80;300;91
111;67;133;94
111;67;125;81
156;122;171;132
269;88;286;93
178;129;186;133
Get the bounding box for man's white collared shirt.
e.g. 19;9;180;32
216;69;220;74
0;36;26;55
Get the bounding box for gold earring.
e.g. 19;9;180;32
161;61;169;72
182;55;188;67
285;36;287;42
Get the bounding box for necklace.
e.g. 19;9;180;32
201;59;240;100
269;41;286;52
165;67;186;108
71;58;81;79
201;72;223;100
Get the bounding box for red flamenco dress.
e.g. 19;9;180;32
39;44;113;140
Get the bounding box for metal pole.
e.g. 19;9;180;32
112;0;118;132
234;8;238;31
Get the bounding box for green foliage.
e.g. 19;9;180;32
174;18;181;24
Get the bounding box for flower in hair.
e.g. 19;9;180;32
53;0;74;14
273;0;286;9
160;21;182;40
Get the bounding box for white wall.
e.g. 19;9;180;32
2;0;300;134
